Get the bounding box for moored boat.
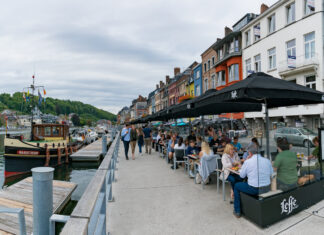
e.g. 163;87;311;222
4;123;70;178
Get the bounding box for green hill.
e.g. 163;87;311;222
0;92;116;125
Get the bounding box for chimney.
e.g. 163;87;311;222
159;80;164;88
224;27;232;36
260;3;269;14
174;67;181;76
166;75;170;84
156;84;159;90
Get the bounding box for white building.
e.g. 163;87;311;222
241;0;323;131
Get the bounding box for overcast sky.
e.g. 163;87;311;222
0;0;277;114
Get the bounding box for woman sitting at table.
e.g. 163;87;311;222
221;143;243;203
174;137;186;150
195;141;216;184
273;138;298;191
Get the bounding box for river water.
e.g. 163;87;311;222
0;131;100;202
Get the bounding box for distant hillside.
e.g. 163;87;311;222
0;92;116;125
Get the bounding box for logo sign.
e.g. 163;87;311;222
17;150;40;155
281;196;298;215
288;55;296;69
231;90;238;99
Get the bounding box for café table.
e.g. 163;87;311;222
226;167;241;175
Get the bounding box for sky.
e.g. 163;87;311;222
0;0;277;114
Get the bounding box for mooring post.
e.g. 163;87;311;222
102;135;108;156
32;167;54;235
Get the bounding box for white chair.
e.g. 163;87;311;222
215;155;230;201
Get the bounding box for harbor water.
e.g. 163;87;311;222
0;132;101;202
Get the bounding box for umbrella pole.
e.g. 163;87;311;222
189;118;192;135
265;101;271;160
201;116;204;138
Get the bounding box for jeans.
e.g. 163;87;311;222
123;141;130;159
234;182;270;214
138;143;143;153
227;174;244;190
277;179;297;191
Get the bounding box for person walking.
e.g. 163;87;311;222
130;125;138;160
137;127;144;156
143;125;152;154
121;123;131;160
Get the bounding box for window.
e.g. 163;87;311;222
304;32;315;59
304;0;315;15
234;39;239;52
204;63;207;72
254;54;261;72
268;14;276;33
289;79;297;84
196;85;200;96
45;127;51;136
245;30;251;46
212;57;215;66
268;48;276;70
229;41;234;53
196;70;200;78
204;78;208;91
254;24;261;41
245;58;252;77
211;74;216;88
305;75;316;89
286;2;295;24
208;60;211;70
287;39;296;67
228;64;239;82
218;49;223;59
217;71;226;87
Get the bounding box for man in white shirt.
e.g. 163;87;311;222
233;146;273;218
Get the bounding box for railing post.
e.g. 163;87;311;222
102;135;107;156
32;167;54;235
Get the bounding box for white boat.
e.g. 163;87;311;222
85;129;98;144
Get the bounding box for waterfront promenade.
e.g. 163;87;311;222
107;141;324;235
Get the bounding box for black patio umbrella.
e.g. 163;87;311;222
210;72;324;158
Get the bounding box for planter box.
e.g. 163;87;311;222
240;179;324;228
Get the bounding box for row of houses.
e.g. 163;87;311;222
119;0;324;131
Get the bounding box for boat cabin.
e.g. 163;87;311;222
32;124;69;141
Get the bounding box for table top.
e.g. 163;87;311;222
227;167;241;175
187;154;198;160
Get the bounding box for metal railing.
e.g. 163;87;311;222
278;53;319;74
58;129;120;235
0;207;26;235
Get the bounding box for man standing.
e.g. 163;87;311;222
143;124;152;154
233;146;273;218
121;123;131;160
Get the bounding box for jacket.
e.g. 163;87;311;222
221;152;240;180
130;129;138;141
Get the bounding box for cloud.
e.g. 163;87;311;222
0;0;277;114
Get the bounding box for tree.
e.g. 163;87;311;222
55;104;61;115
71;114;81;126
86;119;92;126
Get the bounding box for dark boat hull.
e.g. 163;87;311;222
4;146;68;178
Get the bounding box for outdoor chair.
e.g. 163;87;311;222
215;155;230;201
195;155;218;189
173;149;187;172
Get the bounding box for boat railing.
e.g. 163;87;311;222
58;129;120;235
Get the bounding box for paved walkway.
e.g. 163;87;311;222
107;142;324;235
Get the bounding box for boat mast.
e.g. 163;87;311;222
26;75;44;141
